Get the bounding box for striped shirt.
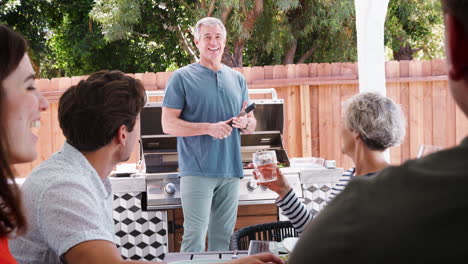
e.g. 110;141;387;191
276;168;356;234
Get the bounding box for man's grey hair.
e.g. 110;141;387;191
193;17;227;41
343;92;406;151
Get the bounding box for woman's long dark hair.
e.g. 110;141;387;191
0;24;28;237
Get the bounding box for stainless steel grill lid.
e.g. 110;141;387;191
140;97;290;173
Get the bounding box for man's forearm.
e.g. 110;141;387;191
162;117;210;137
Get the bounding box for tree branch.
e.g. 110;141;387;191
297;44;318;64
221;6;233;24
200;0;206;9
283;39;297;64
177;24;199;62
232;0;264;66
207;0;216;17
243;0;263;36
241;0;248;17
179;0;191;10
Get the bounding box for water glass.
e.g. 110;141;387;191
253;150;278;183
248;240;278;256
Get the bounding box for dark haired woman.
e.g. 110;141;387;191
0;25;49;263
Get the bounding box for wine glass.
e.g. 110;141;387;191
417;144;443;158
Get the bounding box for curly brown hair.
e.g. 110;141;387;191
0;25;28;237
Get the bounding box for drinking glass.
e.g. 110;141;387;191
248;240;278;256
253;150;278;183
417;144;443;158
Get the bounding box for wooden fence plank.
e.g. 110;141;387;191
331;63;342;166
273;65;287;79
300;84;312;157
386;61;402;165
250;66;265;82
296;64;309;78
285;65;301;157
142;72;158;91
309;63;320;158
317;63;336;162
422;61;433;146
408;61;425;158
310;85;320;158
156;71;173;90
286;85;301;157
446;83;457;147
432;81;449;147
399;61;411;161
242;67;252;85
264;66;274;80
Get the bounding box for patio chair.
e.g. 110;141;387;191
229;221;299;250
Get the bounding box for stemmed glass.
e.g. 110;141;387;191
417;144;443;158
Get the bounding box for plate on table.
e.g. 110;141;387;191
282;237;299;252
169;260;224;264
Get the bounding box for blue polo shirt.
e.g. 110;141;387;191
162;63;248;178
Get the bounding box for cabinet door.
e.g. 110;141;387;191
167;204;278;252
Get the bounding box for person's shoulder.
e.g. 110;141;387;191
167;64;203;84
222;65;245;79
348;143;468;200
379;142;468;183
174;63;201;75
24;153;86;192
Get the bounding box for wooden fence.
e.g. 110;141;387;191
14;59;468;177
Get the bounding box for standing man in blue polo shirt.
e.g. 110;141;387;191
161;17;257;252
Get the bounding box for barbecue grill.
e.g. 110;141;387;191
139;89;303;210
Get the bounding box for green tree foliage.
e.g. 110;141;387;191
48;0;190;77
0;0;62;76
90;0;142;42
1;0;191;77
385;0;443;60
245;0;356;65
1;0;444;78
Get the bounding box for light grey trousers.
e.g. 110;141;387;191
180;176;240;252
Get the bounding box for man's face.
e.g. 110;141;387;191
195;24;226;65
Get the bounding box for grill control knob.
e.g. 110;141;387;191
247;179;258;191
164;183;176;195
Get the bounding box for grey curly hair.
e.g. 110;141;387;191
343;92;406;151
193;17;227;41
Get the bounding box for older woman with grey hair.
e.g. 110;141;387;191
255;92;406;234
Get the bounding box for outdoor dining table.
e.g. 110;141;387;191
163;250;249;263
